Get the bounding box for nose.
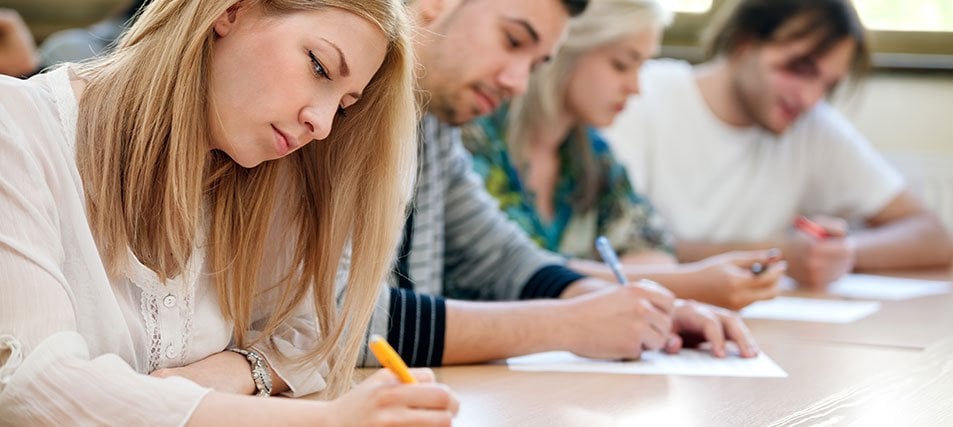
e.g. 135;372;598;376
300;101;335;142
497;57;533;97
623;73;641;97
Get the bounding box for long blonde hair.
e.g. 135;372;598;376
75;0;417;398
507;0;669;211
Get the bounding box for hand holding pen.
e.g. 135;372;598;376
785;215;855;289
595;236;761;358
322;335;458;426
750;248;783;276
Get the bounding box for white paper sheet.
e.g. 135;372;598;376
507;349;787;378
741;296;880;323
827;274;953;301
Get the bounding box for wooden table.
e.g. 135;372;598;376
774;335;953;426
438;339;917;426
426;269;953;426
748;267;953;349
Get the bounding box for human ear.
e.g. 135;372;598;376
213;1;244;37
416;0;448;27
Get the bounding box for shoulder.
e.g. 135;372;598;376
641;59;694;86
0;68;74;138
0;70;78;187
615;59;695;122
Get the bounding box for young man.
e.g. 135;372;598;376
605;0;953;289
359;0;760;368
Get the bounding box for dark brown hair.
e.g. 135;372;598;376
703;0;870;78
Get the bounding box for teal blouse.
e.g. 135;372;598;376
462;108;674;260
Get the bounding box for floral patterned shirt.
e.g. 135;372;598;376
462;107;675;260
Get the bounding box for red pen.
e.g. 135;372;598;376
794;216;831;240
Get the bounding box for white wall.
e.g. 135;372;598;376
835;71;953;156
834;71;953;230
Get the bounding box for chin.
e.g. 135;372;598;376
433;105;469;126
227;151;265;169
585;113;613;129
449;109;478;126
764;121;789;135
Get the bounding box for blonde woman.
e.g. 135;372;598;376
463;0;785;311
0;1;457;425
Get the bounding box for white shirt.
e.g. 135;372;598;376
0;68;328;426
603;59;904;243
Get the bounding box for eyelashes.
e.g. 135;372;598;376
308;50;347;119
308;50;330;79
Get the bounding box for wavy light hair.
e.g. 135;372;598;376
506;0;669;211
74;0;417;398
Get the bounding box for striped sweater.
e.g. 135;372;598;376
357;115;585;367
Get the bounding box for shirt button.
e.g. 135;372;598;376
165;345;178;359
163;295;176;308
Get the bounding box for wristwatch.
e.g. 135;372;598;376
228;347;273;397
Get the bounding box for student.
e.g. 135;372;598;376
605;0;953;289
0;1;457;425
0;8;38;76
352;0;760;367
461;0;784;311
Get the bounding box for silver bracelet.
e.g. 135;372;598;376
228;347;273;397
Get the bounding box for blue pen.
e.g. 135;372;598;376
595;236;628;285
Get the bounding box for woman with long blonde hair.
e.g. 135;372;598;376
0;0;457;425
463;0;785;311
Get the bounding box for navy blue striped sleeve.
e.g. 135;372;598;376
386;288;447;367
519;265;586;299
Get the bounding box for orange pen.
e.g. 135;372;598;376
369;335;417;384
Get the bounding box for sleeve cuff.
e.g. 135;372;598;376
386;288;446;367
519;265;586;299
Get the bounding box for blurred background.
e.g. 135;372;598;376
1;0;951;229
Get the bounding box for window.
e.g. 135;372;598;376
662;0;713;14
856;0;953;32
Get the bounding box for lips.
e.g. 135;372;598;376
778;101;800;123
271;125;295;157
473;87;499;116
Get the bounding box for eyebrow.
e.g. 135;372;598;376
503;17;540;45
319;38;362;102
321;38;350;78
623;47;644;62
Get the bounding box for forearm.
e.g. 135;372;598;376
620;250;678;266
675;240;775;263
441;298;570;364
853;213;953;270
152;350;290;396
567;259;706;301
187;392;326;427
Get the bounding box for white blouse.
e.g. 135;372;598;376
0;67;329;426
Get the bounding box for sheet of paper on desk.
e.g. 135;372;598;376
507;349;787;378
828;274;953;301
741;296;880;323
